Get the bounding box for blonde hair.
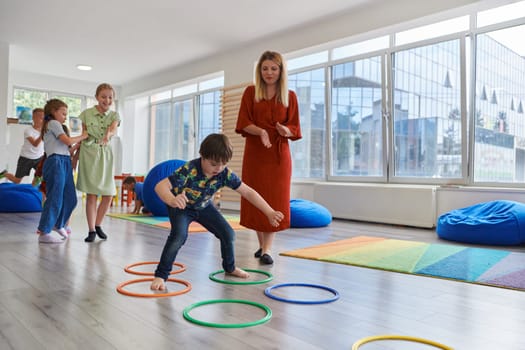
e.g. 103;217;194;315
254;51;289;107
96;83;115;98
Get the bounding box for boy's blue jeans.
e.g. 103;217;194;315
38;154;77;233
154;204;236;280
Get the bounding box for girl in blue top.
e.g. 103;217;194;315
150;133;284;291
37;99;88;243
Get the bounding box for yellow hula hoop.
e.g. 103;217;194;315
352;334;453;350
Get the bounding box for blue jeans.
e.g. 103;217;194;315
38;154;77;233
155;204;236;280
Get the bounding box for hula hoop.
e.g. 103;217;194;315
209;269;273;285
352;334;453;350
183;299;272;328
116;277;191;298
124;261;186;276
264;283;340;304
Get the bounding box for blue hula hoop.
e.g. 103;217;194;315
264;282;340;304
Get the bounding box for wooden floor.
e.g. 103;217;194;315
1;202;525;350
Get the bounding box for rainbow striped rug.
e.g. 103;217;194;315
107;213;244;233
280;235;525;291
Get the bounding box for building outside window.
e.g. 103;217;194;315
197;90;222;146
143;2;525;186
331;56;384;177
286;2;525;186
391;39;463;179
474;26;525;183
289;68;326;179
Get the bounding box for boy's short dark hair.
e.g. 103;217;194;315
123;176;137;185
199;133;233;163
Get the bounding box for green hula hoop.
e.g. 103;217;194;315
183;299;272;328
209;268;273;285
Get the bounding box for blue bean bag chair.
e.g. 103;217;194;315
142;159;186;217
0;183;42;212
437;200;525;245
290;199;332;228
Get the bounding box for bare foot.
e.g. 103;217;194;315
226;267;250;278
150;277;166;291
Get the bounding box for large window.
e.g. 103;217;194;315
474;25;525;183
289;68;326;178
151;102;172;163
12;88;47;122
149;75;223;165
197;90;222;146
12;87;94;134
173;99;195;160
150;98;195;164
141;1;525;186
284;4;525;185
331;56;384;177
391;39;463;179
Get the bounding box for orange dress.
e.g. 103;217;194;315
235;85;302;232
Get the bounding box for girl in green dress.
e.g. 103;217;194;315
76;83;120;242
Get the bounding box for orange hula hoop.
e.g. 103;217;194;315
124;261;186;276
116;277;192;298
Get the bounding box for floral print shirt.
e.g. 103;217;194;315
167;158;241;210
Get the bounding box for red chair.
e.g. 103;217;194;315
115;174;144;206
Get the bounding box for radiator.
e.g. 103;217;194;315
313;183;437;228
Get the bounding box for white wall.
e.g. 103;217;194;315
0;42;9;169
5;124;25;172
436;186;525;215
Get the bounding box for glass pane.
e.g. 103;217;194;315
173;99;195;160
289;68;326;178
151;90;171;102
392;39;462;178
395;16;469;46
12;88;48;121
151;102;171;164
199;76;224;91
173;84;197;98
332;36;389;60
331;56;383;176
198;90;222;145
474;25;525;183
477;1;525;27
288;51;328;71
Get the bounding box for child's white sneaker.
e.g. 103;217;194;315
53;227;68;239
38;233;64;244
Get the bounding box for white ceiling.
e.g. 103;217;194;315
0;0;377;86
